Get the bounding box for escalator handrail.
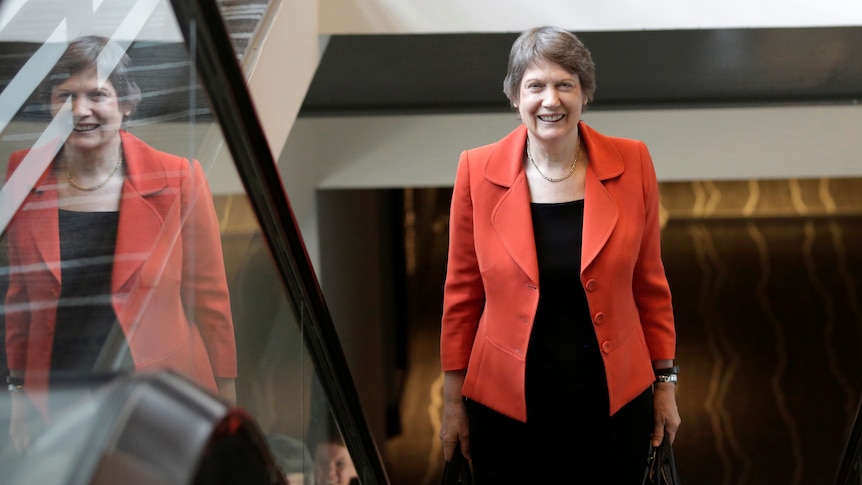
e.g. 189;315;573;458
834;397;862;484
167;2;391;484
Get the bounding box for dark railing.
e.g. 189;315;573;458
834;398;862;484
168;1;391;485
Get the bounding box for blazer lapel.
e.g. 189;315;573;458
10;142;64;284
27;174;62;284
486;126;540;285
581;123;624;271
112;132;168;293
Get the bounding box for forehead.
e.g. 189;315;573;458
315;443;350;460
521;61;578;85
51;68;115;91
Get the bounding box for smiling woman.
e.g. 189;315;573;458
46;39;138;208
4;35;237;452
438;25;680;484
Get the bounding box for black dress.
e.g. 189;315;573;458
465;200;653;484
50;210;129;396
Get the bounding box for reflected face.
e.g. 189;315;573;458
50;68;129;154
314;443;357;485
516;60;586;145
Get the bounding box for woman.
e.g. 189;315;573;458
5;36;237;449
439;26;680;483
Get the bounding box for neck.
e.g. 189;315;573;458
527;133;580;165
64;141;123;174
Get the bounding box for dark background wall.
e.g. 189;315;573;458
383;178;862;485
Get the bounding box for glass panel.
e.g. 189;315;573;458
0;2;360;484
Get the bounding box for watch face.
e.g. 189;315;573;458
657;374;678;384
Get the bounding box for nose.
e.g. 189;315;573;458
71;96;91;117
542;88;560;108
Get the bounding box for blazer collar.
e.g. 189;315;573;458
484;122;624;187
120;130;168;195
484;126;527;187
27;130;169;195
580;122;625;180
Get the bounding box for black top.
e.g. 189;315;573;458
526;200;606;418
51;210;123;375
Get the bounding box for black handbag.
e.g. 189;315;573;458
441;443;473;485
642;438;682;485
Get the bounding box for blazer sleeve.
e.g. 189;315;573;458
180;159;238;377
4;151;32;371
632;141;675;360
440;150;485;371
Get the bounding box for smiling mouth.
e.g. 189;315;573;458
73;124;99;132
538;114;565;122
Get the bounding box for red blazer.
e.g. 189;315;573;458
5;131;237;415
440;122;675;421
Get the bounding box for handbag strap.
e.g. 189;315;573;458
657;438;682;484
643;439;682;485
442;443;473;485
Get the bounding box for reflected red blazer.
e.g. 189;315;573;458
440;122;675;421
5;131;237;415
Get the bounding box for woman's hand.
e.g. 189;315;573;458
10;392;30;452
439;370;470;462
651;382;680;446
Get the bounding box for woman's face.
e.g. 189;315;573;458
314;443;357;485
516;59;587;145
50;67;128;154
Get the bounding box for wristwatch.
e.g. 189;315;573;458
6;375;23;393
654;373;678;384
654;365;679;384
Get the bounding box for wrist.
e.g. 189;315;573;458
654;381;677;393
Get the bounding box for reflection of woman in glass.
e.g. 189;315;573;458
5;36;237;450
314;434;358;485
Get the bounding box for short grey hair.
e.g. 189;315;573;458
502;26;596;108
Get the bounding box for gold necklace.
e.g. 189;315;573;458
526;136;580;183
66;146;124;191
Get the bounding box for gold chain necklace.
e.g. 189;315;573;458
526;136;580;183
66;146;124;191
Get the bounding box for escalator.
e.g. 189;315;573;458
0;0;390;484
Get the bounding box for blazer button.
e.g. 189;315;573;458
593;312;605;325
601;340;612;353
584;279;597;291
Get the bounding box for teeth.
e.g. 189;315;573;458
73;125;98;132
538;114;564;122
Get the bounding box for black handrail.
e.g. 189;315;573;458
167;2;391;484
834;397;862;484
